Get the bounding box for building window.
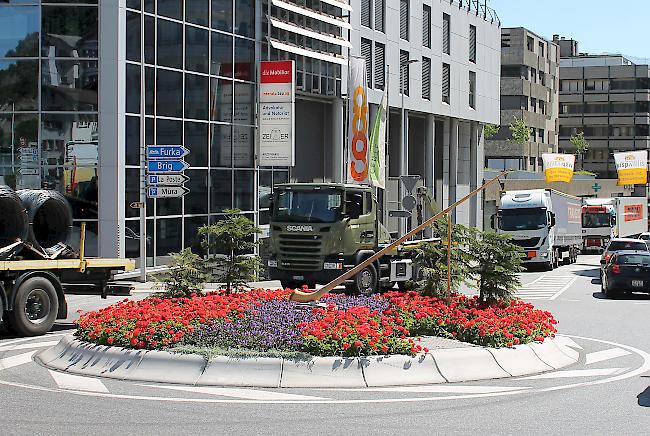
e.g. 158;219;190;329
469;25;476;63
530;68;537;84
469;71;476;109
422;5;431;48
400;0;409;40
442;62;450;104
375;0;385;33
539;100;546;115
361;0;371;28
526;36;534;52
539;129;545;144
538;70;545;86
422;57;431;100
442;13;450;54
538;41;545;57
530;97;537;113
400;50;409;96
361;38;372;88
374;42;385;89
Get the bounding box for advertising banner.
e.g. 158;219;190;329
347;57;369;185
368;88;387;189
542;153;575;183
614;150;647;186
259;60;295;166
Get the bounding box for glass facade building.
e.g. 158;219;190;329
0;1;100;254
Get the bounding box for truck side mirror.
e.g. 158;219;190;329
611;215;616;225
549;213;556;228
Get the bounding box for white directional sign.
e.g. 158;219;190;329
147;174;188;186
147;186;189;198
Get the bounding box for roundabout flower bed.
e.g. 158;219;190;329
75;289;558;357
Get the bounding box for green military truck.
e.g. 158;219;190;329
267;183;420;294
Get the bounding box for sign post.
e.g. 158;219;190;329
259;60;295;166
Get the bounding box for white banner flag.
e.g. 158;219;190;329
347;58;369;185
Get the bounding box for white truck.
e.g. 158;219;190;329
492;189;582;270
582;197;648;252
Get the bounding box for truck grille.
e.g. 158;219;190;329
511;237;540;248
277;233;323;271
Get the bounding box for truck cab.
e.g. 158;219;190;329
267;183;399;294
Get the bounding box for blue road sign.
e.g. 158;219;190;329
147;160;189;173
147;145;189;159
147;174;188;186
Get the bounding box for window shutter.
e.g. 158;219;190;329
442;63;450;103
422;57;431;100
361;38;372;87
400;0;408;40
361;0;371;28
422;5;431;48
374;0;384;32
374;42;385;89
442;13;450;54
400;50;409;95
469;25;476;63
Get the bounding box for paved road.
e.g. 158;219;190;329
1;255;649;435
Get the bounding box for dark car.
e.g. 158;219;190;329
599;238;649;279
601;250;650;298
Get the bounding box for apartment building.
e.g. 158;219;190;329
485;27;560;172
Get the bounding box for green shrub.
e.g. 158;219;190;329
154;248;211;298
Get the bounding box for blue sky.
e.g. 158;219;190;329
488;0;650;61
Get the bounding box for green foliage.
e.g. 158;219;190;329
411;220;524;303
570;131;590;170
466;231;524;303
154;248;211;298
411;219;473;300
483;123;499;140
199;209;262;291
574;169;596;176
508;117;532;145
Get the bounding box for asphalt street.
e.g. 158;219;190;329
0;255;648;435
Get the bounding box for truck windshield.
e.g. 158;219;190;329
273;190;342;223
499;208;547;231
582;213;610;228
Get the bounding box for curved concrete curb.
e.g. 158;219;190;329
35;335;579;388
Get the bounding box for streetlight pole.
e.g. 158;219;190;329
399;59;419;236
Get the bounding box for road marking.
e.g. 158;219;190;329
137;384;328;401
0;340;60;353
550;277;578;300
553;336;583;350
0;351;36;371
522;368;626;380
585;348;631;365
0;333;67;348
515;276;577;301
48;370;109;393
322;385;530;394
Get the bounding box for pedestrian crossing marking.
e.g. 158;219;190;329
138;384;328;401
48;370;109;393
585;348;631;365
515;276;577;301
0;351;36;371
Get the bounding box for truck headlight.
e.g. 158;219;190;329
268;259;278;267
541;253;548;258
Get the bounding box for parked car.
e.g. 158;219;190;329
601;250;650;298
599;238;649;279
639;232;650;242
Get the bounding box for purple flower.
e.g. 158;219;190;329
320;294;390;314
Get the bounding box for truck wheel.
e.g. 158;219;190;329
348;264;378;296
5;277;59;337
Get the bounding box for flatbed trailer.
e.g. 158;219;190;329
0;256;135;337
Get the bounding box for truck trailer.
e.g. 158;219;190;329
493;189;582;270
582;197;648;252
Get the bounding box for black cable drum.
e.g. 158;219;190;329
0;185;29;247
17;189;73;251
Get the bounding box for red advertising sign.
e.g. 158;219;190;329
624;204;643;222
260;61;293;84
